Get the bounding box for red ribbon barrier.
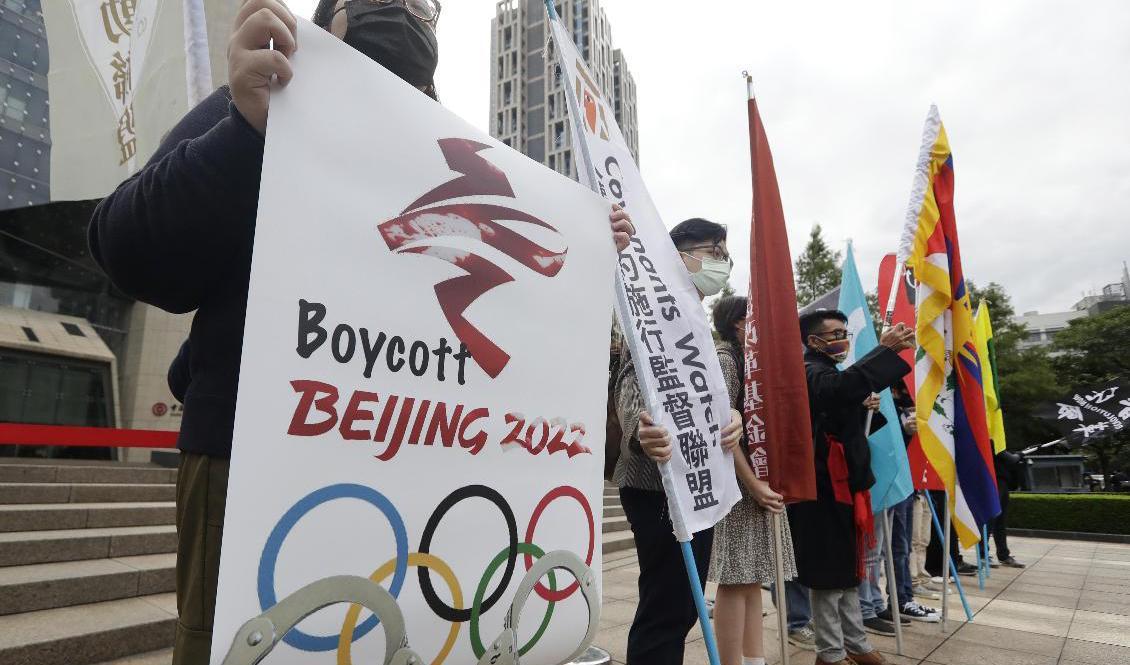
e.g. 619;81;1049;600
0;424;178;448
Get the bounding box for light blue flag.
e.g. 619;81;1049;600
838;242;914;512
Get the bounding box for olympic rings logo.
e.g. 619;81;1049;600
257;483;596;664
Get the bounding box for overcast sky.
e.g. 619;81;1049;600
290;0;1130;315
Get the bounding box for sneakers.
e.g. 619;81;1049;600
863;616;897;636
901;601;941;623
1000;556;1026;568
789;624;817;651
913;584;942;599
989;555;1001;569
876;607;910;625
957;562;979;576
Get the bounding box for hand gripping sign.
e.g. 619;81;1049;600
211;20;614;665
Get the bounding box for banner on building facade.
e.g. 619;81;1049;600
547;9;740;542
211;21;613;665
43;0;235;201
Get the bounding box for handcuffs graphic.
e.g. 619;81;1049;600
221;550;599;665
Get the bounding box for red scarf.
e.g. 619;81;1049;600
826;434;875;580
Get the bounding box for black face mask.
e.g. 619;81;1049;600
335;1;438;91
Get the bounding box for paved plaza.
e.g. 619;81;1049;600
595;536;1130;665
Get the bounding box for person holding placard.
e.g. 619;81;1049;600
88;2;633;663
614;218;745;665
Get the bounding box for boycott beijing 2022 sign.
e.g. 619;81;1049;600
210;20;614;665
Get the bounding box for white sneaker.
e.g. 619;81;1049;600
913;584;941;600
901;601;941;623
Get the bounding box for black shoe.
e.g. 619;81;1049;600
1000;556;1026;568
877;607;911;625
864;616;897;636
957;562;978;576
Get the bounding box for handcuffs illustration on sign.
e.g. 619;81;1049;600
221;550;600;665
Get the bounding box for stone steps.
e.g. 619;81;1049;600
0;464;177;485
0;525;177;567
0;553;176;616
0;502;176;532
0;594;176;665
0;483;177;505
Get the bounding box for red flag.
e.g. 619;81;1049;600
743;89;816;503
877;253;942;490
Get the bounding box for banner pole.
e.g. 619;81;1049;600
976;527;986;590
924;490;974;626
983;523;992;579
681;541;722;665
182;0;213;106
772;512;790;665
882;509;904;655
544;3;720;665
940;490;951;631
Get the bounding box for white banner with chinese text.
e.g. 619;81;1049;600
548;14;739;540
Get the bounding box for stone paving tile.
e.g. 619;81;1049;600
948;622;1066;657
964;598;1074;637
925;639;1058;665
1059;637;1130;664
1075;598;1130;616
1068;609;1130;648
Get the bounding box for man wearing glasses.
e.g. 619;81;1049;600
789;310;914;665
88;2;632;663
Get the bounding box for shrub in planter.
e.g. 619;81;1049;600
1009;493;1130;535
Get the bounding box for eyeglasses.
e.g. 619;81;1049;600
371;0;442;24
815;330;853;342
681;244;734;267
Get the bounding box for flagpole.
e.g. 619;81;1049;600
544;3;720;665
924;490;974;626
882;509;904;655
747;68;792;665
771;512;790;665
183;0;213;106
940;490;951;631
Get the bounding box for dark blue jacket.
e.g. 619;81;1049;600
89;87;263;458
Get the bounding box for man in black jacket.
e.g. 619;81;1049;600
89;2;633;662
788;310;913;665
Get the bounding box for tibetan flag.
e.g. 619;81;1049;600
743;78;816;503
898;105;1000;547
839;243;913;511
975;301;1008;453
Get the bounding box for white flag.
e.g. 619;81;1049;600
43;0;235;201
547;13;739;540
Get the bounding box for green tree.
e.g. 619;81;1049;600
1052;305;1130;485
967;281;1062;450
1051;305;1130;386
794;224;842;306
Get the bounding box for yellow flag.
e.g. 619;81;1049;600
974;301;1007;453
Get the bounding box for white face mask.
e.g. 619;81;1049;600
684;254;732;297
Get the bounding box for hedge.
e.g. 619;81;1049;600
1009;492;1130;535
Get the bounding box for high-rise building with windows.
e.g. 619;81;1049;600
489;0;639;180
0;0;49;209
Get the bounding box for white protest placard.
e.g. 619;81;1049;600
547;14;739;540
210;19;614;665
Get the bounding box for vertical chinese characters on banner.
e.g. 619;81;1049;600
547;13;739;538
